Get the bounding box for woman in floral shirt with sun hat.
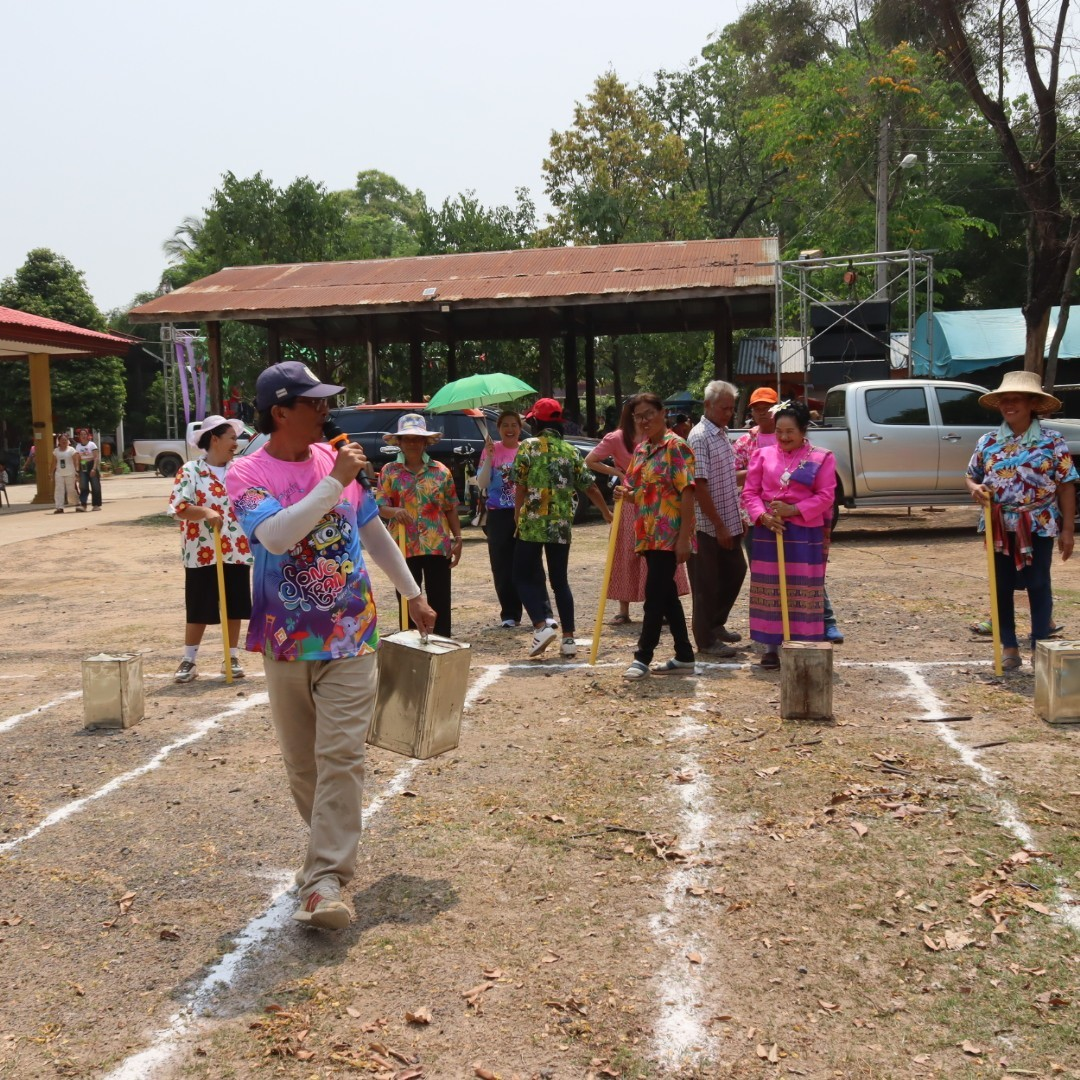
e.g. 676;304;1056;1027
376;413;462;638
167;415;253;683
966;370;1077;671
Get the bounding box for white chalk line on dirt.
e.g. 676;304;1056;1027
890;661;1080;936
101;875;295;1080
101;663;510;1080
647;705;719;1069
0;694;269;855
0;690;81;734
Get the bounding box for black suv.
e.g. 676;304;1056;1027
327;403;488;500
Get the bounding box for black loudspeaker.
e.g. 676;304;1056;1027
809;301;891;363
810;358;890;389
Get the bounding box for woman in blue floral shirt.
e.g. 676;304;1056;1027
966;371;1076;671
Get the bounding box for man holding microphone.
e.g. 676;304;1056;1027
226;362;436;930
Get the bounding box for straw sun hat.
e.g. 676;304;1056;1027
978;370;1061;414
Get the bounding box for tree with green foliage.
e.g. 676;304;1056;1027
927;0;1080;377
644;0;845;240
542;73;701;245
0;248;125;435
418;189;536;254
746;40;993;284
337;170;425;259
164;171;348;290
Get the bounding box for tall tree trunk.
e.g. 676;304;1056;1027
1024;308;1051;374
1043;232;1080;392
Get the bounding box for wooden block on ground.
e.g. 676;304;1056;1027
780;641;833;722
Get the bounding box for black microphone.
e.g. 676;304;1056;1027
323;418;371;490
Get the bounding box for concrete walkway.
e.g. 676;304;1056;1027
0;472;174;548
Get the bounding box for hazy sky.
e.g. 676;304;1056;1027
2;0;747;313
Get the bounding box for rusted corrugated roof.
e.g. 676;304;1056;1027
129;239;778;322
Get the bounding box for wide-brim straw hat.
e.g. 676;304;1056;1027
978;370;1062;413
383;412;443;445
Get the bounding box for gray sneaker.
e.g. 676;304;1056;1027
293;878;351;930
173;659;198;684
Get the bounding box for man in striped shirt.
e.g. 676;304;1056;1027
687;380;746;657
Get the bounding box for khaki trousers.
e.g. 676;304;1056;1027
54;471;78;509
262;651;377;893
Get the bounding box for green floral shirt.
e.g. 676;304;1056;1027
514;430;593;544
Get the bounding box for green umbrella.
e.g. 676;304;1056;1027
426;372;536;414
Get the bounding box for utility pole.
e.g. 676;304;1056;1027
875;113;890;296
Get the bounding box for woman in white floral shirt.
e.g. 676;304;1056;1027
167;415;253;683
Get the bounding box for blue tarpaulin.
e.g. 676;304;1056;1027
911;308;1080;378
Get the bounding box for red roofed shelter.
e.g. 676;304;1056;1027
0;306;134;504
127;238;777;432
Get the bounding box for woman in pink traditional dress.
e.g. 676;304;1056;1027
740;400;836;670
585;396;690;625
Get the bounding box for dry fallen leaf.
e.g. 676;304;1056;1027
158;928;180;941
543;814;565;823
850;822;869;838
818;1000;840;1012
345;1006;362;1018
540;952;561;964
474;1068;498;1080
405;1008;432;1025
686;951;702;965
961;1040;983;1056
1020;900;1054;916
944;929;975;951
481;968;503;979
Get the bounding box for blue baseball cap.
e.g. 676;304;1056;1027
255;361;344;411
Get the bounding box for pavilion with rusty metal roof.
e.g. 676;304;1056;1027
128;238;778;431
0;306;135;504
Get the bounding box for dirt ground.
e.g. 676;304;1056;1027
1;478;1078;1080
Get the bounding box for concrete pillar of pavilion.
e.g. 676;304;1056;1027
28;352;54;505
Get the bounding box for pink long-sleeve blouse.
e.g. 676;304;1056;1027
741;441;837;529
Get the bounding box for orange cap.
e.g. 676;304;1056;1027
748;387;779;405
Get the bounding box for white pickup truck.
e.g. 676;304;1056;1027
805;379;1080;517
133;421;252;477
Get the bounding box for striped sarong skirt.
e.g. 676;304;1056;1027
748;522;826;646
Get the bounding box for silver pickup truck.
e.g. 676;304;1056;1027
738;379;1080;519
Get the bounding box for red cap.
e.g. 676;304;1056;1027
527;397;564;423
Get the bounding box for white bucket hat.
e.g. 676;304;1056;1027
187;415;245;449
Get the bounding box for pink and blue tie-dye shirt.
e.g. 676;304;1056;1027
225;443;380;661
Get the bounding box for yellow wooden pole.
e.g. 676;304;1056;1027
212;524;232;684
28;353;55;505
981;495;1003;676
775;527;791;642
590;496;624;666
397;521;410;632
